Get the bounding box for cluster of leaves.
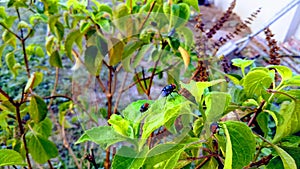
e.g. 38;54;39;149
77;60;300;169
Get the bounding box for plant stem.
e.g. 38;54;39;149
248;100;265;127
138;1;156;32
61;116;81;169
267;89;297;101
120;62;180;93
0;23;22;40
16;8;30;78
113;72;128;114
16;104;32;169
0;88;16;106
135;70;151;99
47;160;54;169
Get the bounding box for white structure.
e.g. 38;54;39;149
213;0;300;42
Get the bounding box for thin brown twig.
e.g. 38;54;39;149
195;156;211;169
120;61;180;93
248;100;265;127
0;87;16;106
113;72;128;114
23;28;33;41
138;1;156;32
267;89;296;101
135;70;150;99
0;23;22;40
146;51;162;98
47;160;54;169
16;8;30;77
47;68;60;109
95;76;106;93
16;104;32;169
61;115;81;169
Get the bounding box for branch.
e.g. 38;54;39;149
135;70;151;99
120;61;180;93
138;1;156;32
0;23;22;40
43;95;73;101
248;100;265;127
267;89;297;101
244;154;273;169
16;8;30;77
0;87;16;106
16;105;32;169
113;72;128;114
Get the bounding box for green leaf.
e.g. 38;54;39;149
225;74;241;85
45;35;55;55
232;58;254;76
174;3;190;27
180;79;226;104
177;26;194;50
243;70;273;97
0;6;7;19
29;95;48;123
98;18;111;32
80;21;91;33
35;46;45;57
17;21;31;30
281;146;300;167
27;132;58;164
33;117;52;138
143;144;185;168
284;75;300;87
108;114;133;138
133;44;152;68
0;149;26;166
121;41;144;72
75;126;127;149
108;38;124;66
271;144;297;169
113;3;129;26
64;29;82;61
266;156;284;169
0;44;6;67
24;72;43;92
5;51;17;78
267;65;292;82
123;40;144;58
122;100;153;137
54;21;64;41
2;30;16;48
205;92;231;122
257;112;269;137
99;4;113;15
202;92;231;138
49;50;63;68
84;45;102;75
111;146;148;169
182;0;199;11
193;118;204;137
221;123;232;169
273;100;300;143
220;121;256;169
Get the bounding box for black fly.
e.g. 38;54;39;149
161;84;177;97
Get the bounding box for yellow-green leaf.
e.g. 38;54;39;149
49;50;63;68
29;95;47;123
108;38;124;66
178;46;190;69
